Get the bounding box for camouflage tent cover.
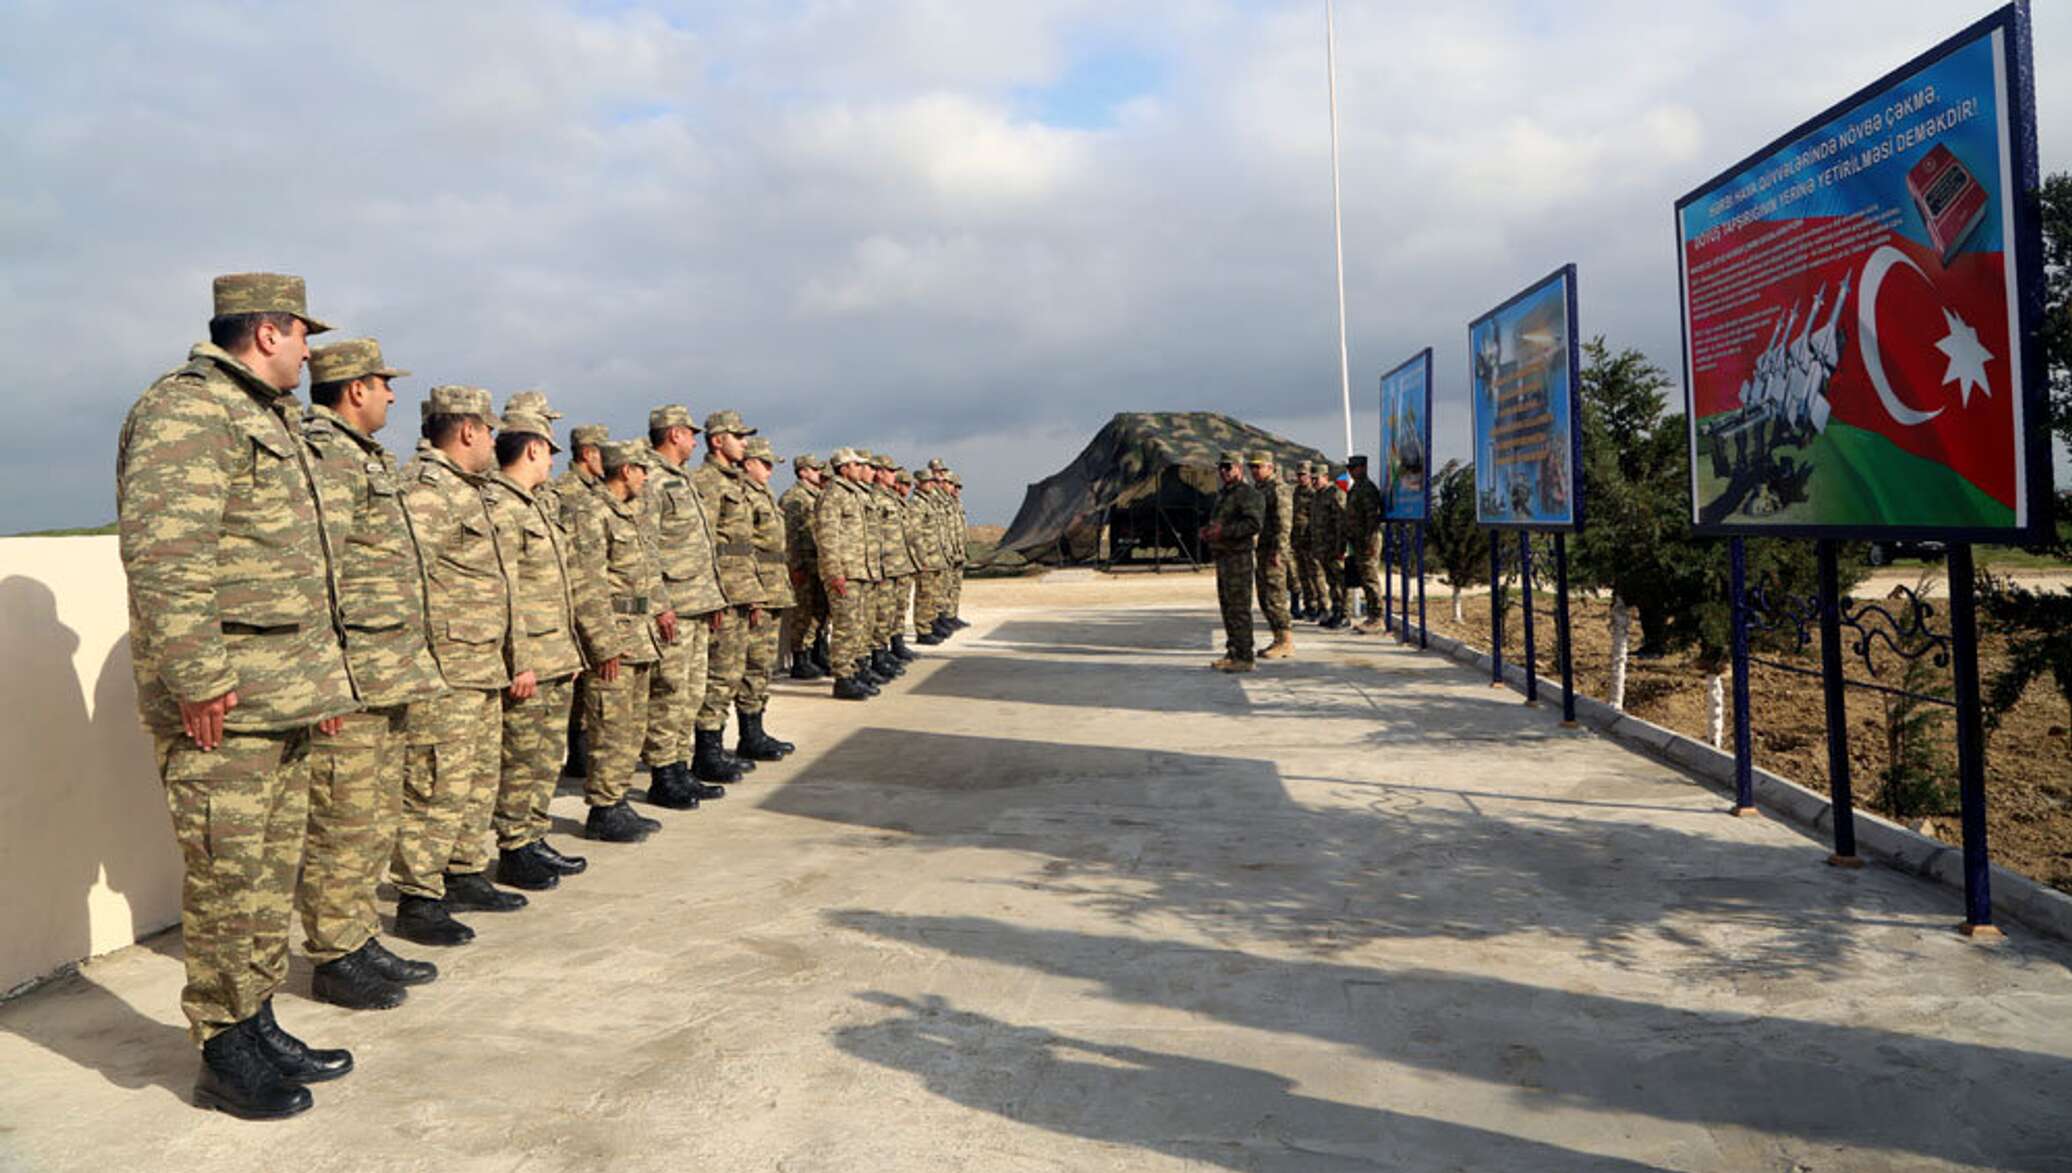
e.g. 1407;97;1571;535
997;412;1333;561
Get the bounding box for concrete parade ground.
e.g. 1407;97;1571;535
3;592;2071;1172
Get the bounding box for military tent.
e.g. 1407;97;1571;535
996;412;1333;566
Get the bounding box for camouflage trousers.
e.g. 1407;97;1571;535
1255;549;1293;633
644;613;711;767
1325;550;1349;614
584;658;654;807
1215;548;1256;662
298;705;407;966
948;564;965;616
697;605;751;732
784;569;827;655
912;570;943;633
877;575;910;645
158;728;311;1044
828;577;871;675
494;673;575;852
1355;536;1385;617
740;607;782;715
389;686;500;900
1294;546;1322;611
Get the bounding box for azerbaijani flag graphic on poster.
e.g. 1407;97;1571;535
1677;7;2041;537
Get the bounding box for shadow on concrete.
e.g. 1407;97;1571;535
830;917;2072;1171
834;992;1670;1171
981;611;1224;655
0;927;192;1101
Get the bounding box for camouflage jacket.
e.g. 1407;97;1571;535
1346;476;1384;547
1206;481;1263;557
813;477;874;582
874;486;917;578
563;478;668;666
1257;477;1294;560
903;492;946;571
403;444;515;690
301;405;445;709
117;343;357;734
746;478;794;609
1290;485;1314;546
1309;484;1346;560
778;481;820;570
643;454;727;616
950;497;969;566
483;471;597;683
693;456;770;606
541;466;598;537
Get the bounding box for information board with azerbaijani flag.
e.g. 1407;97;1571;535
1676;4;2046;539
1380;348;1433;522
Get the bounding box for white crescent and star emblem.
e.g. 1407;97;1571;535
1854;244;1996;428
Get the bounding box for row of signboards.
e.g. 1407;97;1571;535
1378;4;2047;544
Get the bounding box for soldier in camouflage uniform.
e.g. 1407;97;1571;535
873;456;920;671
481;408;611;891
854;453;897;684
778;454;829;679
641;405;728;809
944;471;971;630
1313;466;1351;627
118;273;356;1118
554;423;610;779
1200;451;1264;673
1345;454;1387;632
735;437;797;760
1290;463;1318;620
1248;452;1296;659
296;338;445;1014
900;469;948;647
814;449;878;699
690;409;762;784
566;441;675;840
392;385;521;946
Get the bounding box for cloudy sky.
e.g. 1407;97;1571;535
3;0;2065;531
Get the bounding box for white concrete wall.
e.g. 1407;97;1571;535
0;536;180;995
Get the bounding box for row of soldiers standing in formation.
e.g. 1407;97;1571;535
1201;449;1391;672
113;273;970;1121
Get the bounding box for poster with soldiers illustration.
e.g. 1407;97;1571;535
1676;4;2046;540
1468;265;1583;532
1380;349;1433;522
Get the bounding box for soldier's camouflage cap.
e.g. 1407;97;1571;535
212;272;332;334
308;337;408;385
600;439;647;472
871;452;896;470
792;452;825;472
703;409;756;437
1295;461;1312;476
744;436;782;464
1218;450;1245;467
927;458;948;472
504;390;563;421
895;469;913;486
946;472;963;486
422;384;495;423
649;404;700;433
569;424;610;450
500;409;562;453
1247;451;1276;466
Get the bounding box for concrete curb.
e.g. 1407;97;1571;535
1407;625;2072;943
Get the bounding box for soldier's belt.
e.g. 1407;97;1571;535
611;595;649;615
716;541;754;557
755;550;785;564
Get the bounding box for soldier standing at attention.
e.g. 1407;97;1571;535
734;437;796;761
1290;463;1318;621
913;469;952;645
814;450;877;699
1199;451;1264;673
118;272;358;1118
1345;454;1387;633
899;469;947;649
1312;466;1350;629
568;441;678;836
779;454;830;680
297;338;445;1013
481;408;608;891
392;386;523;946
945;472;971;630
875;458;921;667
690;410;762;784
857;453;899;684
554;423;610;779
642;406;729;808
1249;452;1296;660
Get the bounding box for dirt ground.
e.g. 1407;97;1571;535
965;567;2072;896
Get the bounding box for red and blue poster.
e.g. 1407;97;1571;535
1677;4;2046;539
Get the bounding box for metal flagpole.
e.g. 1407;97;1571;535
1325;0;1353;458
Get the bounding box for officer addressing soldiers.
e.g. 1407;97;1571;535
691;410;763;784
814;449;877;699
779;454;830;679
296;338;445;1014
641;405;729;811
1248;452;1296;660
1345;454;1386;632
1199;451;1264;673
118;272;358;1118
735;436;796;761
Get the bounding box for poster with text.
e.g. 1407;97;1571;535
1676;4;2044;539
1469;265;1583;531
1380;349;1434;522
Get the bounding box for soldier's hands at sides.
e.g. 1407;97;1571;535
748;606;765;629
657;610;678;643
179;690;239;751
598;656;621;684
509;669;539;701
316;715;345;737
826;576;848;598
708;611;724;632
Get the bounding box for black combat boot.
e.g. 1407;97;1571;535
934;617;957;639
950;616;970;629
585;801;653;842
442;870;528;913
393;895;474;947
891;635;918;661
496;843;562;891
873;649;905;678
692;728;744;784
811;633;833;675
833;675;873;700
645;761;701;809
194;1018;312;1119
854;657;885;686
915;628;944;646
532;838;587;875
311;943;407;1011
790;654;823;681
734;710;790;760
678;757;728;799
254;998;353;1084
363;938;438;986
755;711;794;756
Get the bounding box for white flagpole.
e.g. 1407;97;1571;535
1325;0;1354;459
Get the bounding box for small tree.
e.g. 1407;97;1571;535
1427;459;1486;622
